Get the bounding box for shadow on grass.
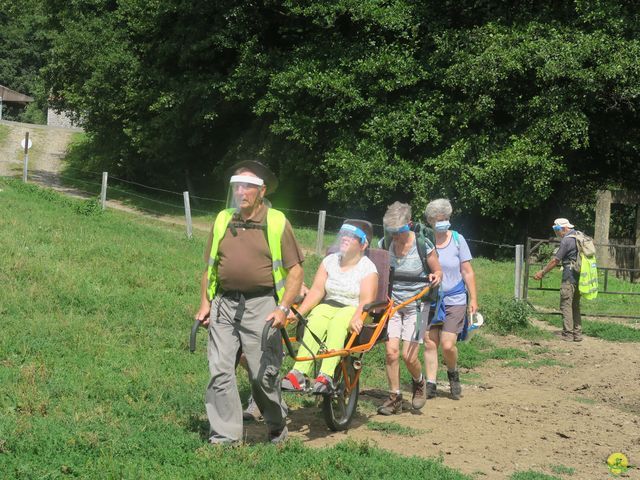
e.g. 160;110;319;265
186;414;210;442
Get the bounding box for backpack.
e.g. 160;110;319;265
379;222;445;303
566;231;598;300
379;222;460;259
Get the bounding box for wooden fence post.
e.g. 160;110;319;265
316;210;326;255
100;172;108;210
514;244;524;299
183;191;193;239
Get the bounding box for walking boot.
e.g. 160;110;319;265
411;378;427;410
377;392;403;415
426;381;437;399
448;370;461;400
242;395;263;422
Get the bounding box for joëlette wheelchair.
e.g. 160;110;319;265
189;248;433;432
262;247;433;432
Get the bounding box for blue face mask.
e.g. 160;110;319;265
434;221;451;232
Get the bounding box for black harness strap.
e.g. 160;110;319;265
220;288;276;323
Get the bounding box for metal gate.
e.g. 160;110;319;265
523;237;640;320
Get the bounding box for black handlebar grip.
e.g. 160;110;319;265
189;319;202;353
261;319;275;351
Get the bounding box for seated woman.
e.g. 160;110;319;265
282;220;378;394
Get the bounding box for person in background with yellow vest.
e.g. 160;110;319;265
194;160;304;445
534;218;582;342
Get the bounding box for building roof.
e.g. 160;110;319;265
0;85;34;103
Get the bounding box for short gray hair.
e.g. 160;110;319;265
424;198;453;222
383;201;412;228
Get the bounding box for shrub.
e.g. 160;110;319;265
533;243;556;264
485;297;532;335
74;198;103;216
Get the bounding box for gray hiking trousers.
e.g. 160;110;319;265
205;293;285;441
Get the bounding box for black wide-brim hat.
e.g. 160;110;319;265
226;160;278;195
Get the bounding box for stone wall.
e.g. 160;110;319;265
47;108;79;129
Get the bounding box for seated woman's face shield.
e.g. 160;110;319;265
226;174;265;210
335;223;369;255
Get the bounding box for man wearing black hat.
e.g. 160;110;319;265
195;160;304;444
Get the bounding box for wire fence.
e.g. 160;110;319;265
1;157;527;271
0;158;524;249
5;153;640;323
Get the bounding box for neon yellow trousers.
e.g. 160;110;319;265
293;303;356;378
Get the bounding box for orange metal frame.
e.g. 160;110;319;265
283;284;432;363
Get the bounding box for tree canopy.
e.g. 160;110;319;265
4;1;640;239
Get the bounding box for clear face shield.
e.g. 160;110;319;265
225;174;266;211
383;223;411;247
333;223;369;257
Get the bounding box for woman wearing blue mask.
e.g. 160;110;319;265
377;202;442;416
423;198;478;400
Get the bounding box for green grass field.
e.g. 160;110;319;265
1;178;637;479
0;179;471;479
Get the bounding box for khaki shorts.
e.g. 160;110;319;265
387;306;425;343
427;304;467;334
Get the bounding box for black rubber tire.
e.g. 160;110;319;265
322;356;359;431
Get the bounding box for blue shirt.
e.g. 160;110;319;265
437;233;472;306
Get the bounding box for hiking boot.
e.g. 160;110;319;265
411;378;427;410
573;334;583;342
561;332;573;342
426;382;437;399
377;393;403;415
268;426;289;445
312;373;334;395
243;395;263;422
448;370;461;400
282;370;306;392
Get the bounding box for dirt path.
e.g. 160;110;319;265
0;120;81;176
246;319;640;479
0;120;213;234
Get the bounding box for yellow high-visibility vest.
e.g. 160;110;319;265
206;208;287;301
578;253;598;300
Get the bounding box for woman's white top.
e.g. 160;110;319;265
322;253;378;307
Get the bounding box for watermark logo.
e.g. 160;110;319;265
607;452;629;476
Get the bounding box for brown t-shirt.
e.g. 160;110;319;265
212;204;304;292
